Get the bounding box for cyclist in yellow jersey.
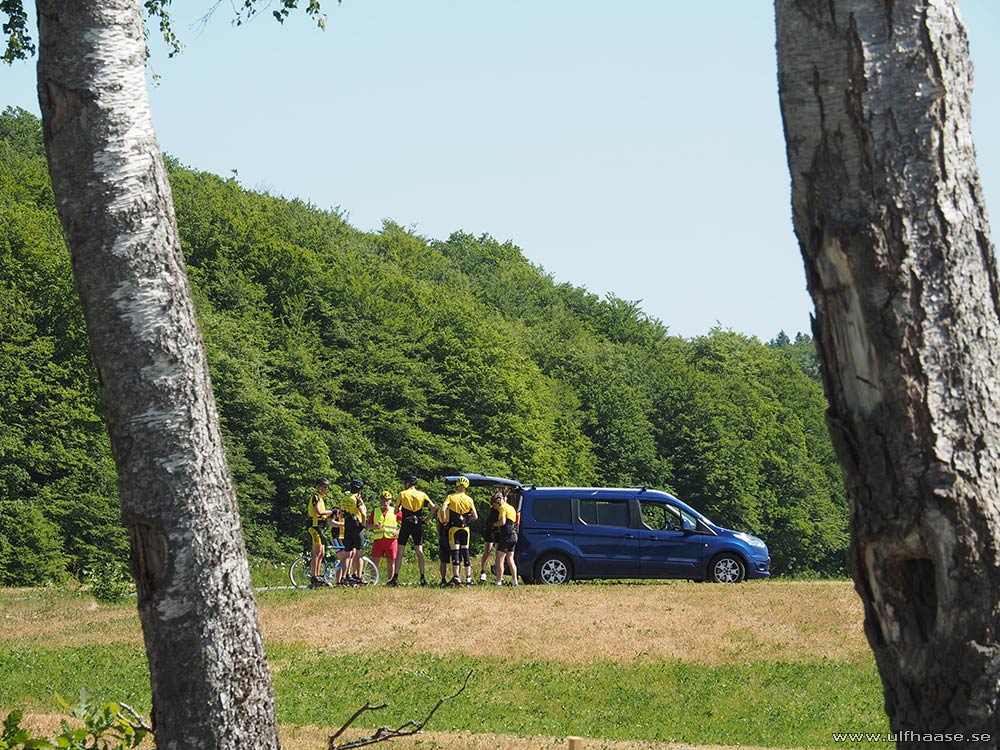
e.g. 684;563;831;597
396;475;437;587
307;479;334;587
440;476;478;586
492;492;519;585
339;480;368;586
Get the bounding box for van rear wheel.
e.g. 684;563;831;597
535;553;572;585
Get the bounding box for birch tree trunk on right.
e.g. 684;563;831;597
776;0;1000;741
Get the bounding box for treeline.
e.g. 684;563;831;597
0;106;847;583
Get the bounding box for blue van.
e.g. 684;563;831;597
447;474;770;584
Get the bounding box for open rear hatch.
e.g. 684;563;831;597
443;473;525;519
443;473;522;490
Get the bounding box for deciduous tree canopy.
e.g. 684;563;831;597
0;105;847;582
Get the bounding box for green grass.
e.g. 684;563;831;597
0;646;151;712
0;642;888;747
271;647;889;746
250;556;299;588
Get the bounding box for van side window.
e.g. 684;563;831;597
640;501;683;531
532;498;572;524
578;499;630;527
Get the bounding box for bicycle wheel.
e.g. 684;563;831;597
288;554;312;589
361;556;379;586
321;557;340;586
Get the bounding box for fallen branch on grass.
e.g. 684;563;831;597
327;669;473;750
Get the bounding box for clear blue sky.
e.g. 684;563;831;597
2;1;997;340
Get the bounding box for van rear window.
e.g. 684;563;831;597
531;498;573;524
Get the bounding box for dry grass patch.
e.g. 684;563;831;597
1;581;870;665
0;589;140;648
259;580;870;665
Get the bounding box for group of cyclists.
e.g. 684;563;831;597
307;475;519;588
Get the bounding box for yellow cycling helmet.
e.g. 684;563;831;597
380;490;393;500
455;476;470;488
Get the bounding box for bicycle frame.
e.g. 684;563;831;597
288;547;380;588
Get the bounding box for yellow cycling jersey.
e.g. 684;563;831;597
340;491;366;524
398;486;432;513
308;494;329;527
497;501;517;526
442;491;474;525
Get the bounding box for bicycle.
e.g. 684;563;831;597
289;545;379;588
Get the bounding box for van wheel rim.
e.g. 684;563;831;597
540;559;568;584
714;558;741;583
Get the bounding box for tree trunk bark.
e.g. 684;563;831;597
35;2;281;748
776;0;1000;743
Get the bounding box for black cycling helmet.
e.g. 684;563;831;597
349;479;364;491
316;478;330;487
404;474;419;485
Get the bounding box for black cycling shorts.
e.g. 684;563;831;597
496;533;517;552
397;517;423;546
482;509;499;544
342;517;364;551
437;526;450;560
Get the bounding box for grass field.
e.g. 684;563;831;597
0;580;889;749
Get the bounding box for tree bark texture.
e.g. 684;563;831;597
776;0;1000;743
35;2;281;748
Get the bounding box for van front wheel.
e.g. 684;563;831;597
535;553;572;585
708;553;746;583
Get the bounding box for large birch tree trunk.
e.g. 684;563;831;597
35;2;281;747
776;0;1000;742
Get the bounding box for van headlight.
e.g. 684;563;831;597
734;532;768;549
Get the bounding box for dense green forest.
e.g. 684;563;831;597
0;106;847;584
